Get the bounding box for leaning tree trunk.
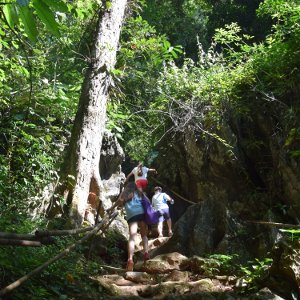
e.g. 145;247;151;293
47;0;127;226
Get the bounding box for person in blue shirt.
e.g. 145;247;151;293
119;182;149;271
152;186;174;238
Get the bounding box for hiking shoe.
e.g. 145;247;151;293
126;259;134;271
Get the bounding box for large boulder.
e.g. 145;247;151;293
266;239;300;299
100;130;125;180
152;113;297;260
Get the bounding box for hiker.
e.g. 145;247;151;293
118;182;150;271
151;186;174;237
124;162;157;192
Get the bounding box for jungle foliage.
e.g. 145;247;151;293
119;0;300;162
0;0;299;298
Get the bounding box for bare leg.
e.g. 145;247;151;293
139;221;149;261
157;221;164;237
139;221;149;254
128;222;138;261
167;218;173;236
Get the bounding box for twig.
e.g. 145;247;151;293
99;265;125;273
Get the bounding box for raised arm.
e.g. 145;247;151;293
148;168;157;174
124;171;134;183
116;191;133;207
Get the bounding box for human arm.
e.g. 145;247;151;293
165;193;174;204
107;191;133;213
117;191;134;207
124;171;134;184
148;168;157;174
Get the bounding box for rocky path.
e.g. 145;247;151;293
89;236;283;300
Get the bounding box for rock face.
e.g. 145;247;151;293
95;100;300;298
88;131;128;238
152;102;300;261
266;239;300;299
100;131;125;180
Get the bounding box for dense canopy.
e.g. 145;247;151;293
1;0;300;298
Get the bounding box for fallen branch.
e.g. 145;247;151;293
0;232;37;240
0;239;42;247
0;211;118;296
246;220;300;229
35;226;94;237
0;226;94;242
0;233;55;245
99;264;125;274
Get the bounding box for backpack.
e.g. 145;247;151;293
141;195;160;225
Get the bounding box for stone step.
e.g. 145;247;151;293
91;271;233;298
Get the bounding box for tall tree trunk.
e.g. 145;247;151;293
47;0;127;226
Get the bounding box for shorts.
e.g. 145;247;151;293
127;213;145;224
135;179;148;189
157;208;170;222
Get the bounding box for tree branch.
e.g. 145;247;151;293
246;220;300;229
0;239;42;246
0;211;118;296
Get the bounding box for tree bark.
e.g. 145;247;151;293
47;0;127;225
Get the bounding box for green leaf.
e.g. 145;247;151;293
106;1;112;9
115;126;123;133
45;135;52;142
163;40;171;49
32;0;60;37
12;40;19;49
18;5;38;42
20;66;29;77
290;150;300;157
42;0;69;13
3;4;19;28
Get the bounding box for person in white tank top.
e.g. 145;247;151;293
152;186;174;237
125;162;157;193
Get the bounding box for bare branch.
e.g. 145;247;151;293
0;211;118;296
0;239;42;247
